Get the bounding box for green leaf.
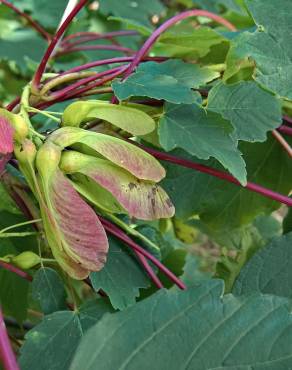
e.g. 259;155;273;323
113;75;198;104
112;60;218;104
19;299;113;370
99;0;165;28
133;60;220;88
62;101;155;136
181;253;210;286
156;26;229;60
13;0;68;28
215;215;282;292
0;30;46;73
233;232;292;298
78;298;115;332
161;135;292;231
90;236;150;310
0;211;37;322
0;269;29;323
71;280;292;370
224;0;292;99
283;205;292;234
193;0;243;13
32;267;67;315
207;81;282;141
158;103;247;184
0;181;20;214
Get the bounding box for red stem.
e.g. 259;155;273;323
55;44;136;57
50;66;127;102
5;97;20;112
0;0;51;41
135;252;164;289
49;66;126;101
283;115;292;126
62;30;138;44
31;0;88;90
138;145;292;207
124;10;237;78
58;56;167;76
0;260;32;282
100;217;186;290
278;125;292;136
272;130;292;157
0;306;20;370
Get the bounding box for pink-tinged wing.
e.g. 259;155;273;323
49;127;165;182
0;117;14;154
50;169;109;272
61;153;175;220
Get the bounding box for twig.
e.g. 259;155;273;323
0;260;32;281
136;144;292;207
100;217;186;290
278;125;292;136
124;9;237;78
32;0;88;90
272;130;292;157
0;306;20;370
55;44;135;57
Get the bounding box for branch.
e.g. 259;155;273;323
31;0;88;90
0;260;32;282
272;130;292;157
124;10;236;78
0;306;20;370
0;0;51;41
137;144;292;207
100;217;186;290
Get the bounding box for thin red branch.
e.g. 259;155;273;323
0;306;20;370
283;115;292;126
272;130;292;157
137;144;292;207
31;0;88;90
55;44;135;57
0;260;32;281
62;30;138;44
48;66;125;101
124;9;237;78
100;217;186;290
0;0;51;41
278;125;292;136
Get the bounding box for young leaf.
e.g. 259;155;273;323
112;60;219;104
207;81;282;141
71;280;292;370
224;0;292;99
60;151;174;220
90;236;150;310
32;267;67;315
49;127;166;182
62;100;156;136
233;232;292;298
113;73;199;104
159;103;247;184
156;26;228;59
